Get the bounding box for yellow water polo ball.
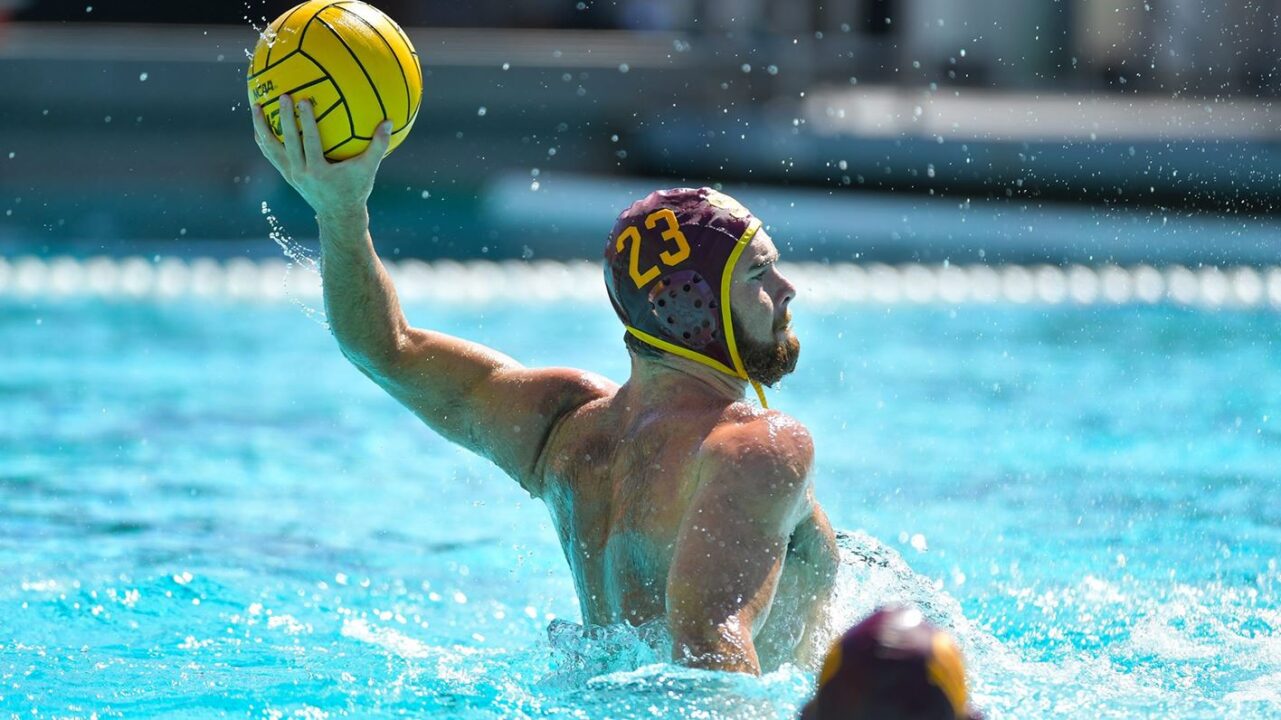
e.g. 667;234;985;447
247;0;422;160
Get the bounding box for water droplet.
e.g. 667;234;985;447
138;72;149;82
477;106;487;117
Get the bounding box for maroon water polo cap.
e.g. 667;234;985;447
603;187;768;406
798;607;982;720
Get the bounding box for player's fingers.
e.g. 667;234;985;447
278;95;304;169
250;104;286;168
296;99;326;167
250;103;274;145
356;120;393;169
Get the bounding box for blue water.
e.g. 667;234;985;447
2;290;1279;718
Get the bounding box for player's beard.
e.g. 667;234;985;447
732;310;800;387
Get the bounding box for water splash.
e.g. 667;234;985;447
523;533;996;717
242;0;275;47
823;531;1281;718
534;618;811;718
542;617;668;688
825;530;1118;718
261;201;327;328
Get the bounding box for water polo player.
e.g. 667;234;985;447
800;607;981;720
253;98;839;672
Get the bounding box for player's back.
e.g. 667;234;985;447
538;382;755;627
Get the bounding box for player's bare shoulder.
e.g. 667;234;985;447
533;368;618;411
524;367;618;445
699;406;815;500
500;367;617;497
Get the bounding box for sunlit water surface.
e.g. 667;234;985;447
2;294;1279;718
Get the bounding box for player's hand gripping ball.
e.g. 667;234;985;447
247;0;422;160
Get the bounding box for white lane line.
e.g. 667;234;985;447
1;256;1279;309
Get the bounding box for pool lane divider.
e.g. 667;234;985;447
2;256;1281;308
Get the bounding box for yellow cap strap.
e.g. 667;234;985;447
624;326;741;378
719;218;759;383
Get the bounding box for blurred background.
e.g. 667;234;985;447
0;0;1279;264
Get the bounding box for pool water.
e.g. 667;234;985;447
2;284;1279;718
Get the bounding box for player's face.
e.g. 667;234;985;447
729;229;799;386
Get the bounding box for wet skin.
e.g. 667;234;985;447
252;95;840;674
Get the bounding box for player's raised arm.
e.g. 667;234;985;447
666;416;815;674
252;95;611;496
252;94;401;367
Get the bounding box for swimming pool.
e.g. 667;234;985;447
2;258;1279;718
